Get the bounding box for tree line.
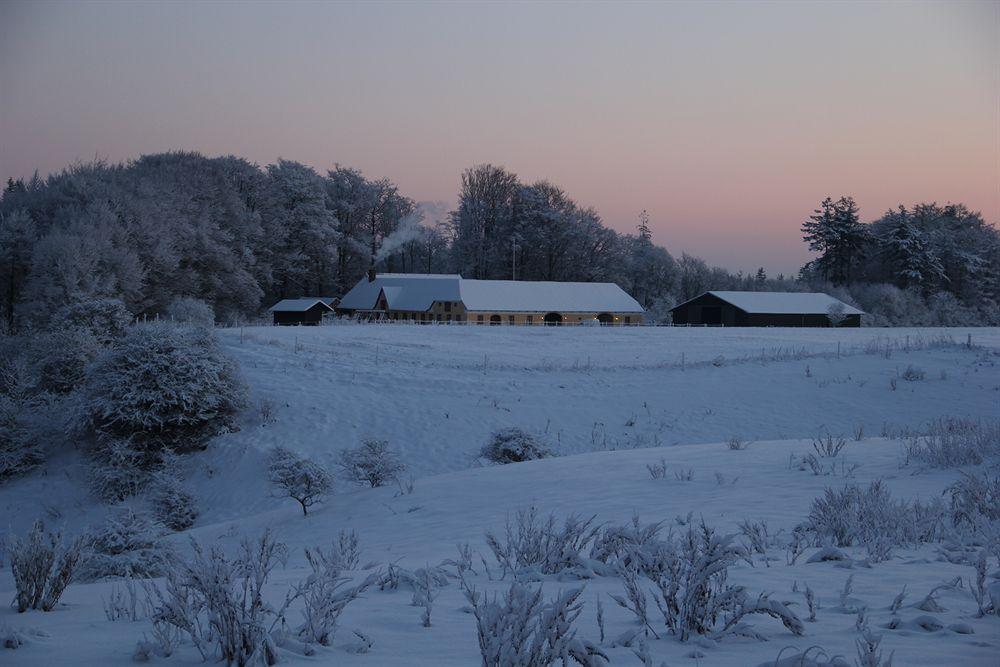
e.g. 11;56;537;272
1;151;998;330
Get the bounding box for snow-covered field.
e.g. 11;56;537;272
2;325;998;666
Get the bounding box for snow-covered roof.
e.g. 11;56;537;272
338;274;462;312
268;298;336;313
337;273;644;313
673;291;863;315
459;279;644;313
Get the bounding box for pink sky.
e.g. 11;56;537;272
1;1;997;274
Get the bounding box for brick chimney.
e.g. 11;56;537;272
367;267;376;282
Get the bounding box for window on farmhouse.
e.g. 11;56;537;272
444;301;452;312
526;315;533;324
625;316;631;324
477;314;484;323
508;315;515;324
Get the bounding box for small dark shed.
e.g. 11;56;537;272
670;291;863;327
269;298;335;326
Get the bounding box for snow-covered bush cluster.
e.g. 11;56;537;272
79;508;169;581
485;508;602;578
480;427;552;464
338;438;406;487
463;580;608;667
8;520;86;612
268;446;333;515
802;481;946;561
151;467;199;531
612;523;803;642
75;321;246;503
143;531;373;665
904;417;1000;468
165;297;215;327
75;321;247;454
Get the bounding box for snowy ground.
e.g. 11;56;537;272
1;325;998;665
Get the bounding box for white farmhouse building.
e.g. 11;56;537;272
337;272;645;325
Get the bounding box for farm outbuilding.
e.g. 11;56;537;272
337;273;645;325
669;291;863;327
268;298;335;326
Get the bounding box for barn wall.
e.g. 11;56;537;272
671;294;862;327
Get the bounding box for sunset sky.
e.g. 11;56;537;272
1;0;997;274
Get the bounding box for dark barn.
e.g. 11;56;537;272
670;291;863;327
269;298;335;326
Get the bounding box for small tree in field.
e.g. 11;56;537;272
268;447;333;516
827;302;848;327
338;439;406;487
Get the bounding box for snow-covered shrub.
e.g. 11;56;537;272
613;523;803;642
900;365;925;382
904;417;1000;468
87;438;150;502
946;470;1000;528
268;446;333;515
79;508;168;581
165;297;215;327
51;297;132;345
462;580;608;667
102;577;147;621
485;508;602;577
75;322;247;460
812;433;846;458
298;544;378;646
144;531;292;666
337;438;406;487
588;515;666;575
480;427;552;465
8;520;86;612
151;469;199;531
803;481;945;561
32;325;101;394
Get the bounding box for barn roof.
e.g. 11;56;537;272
338;274;462;312
268;298;336;313
459;279;644;313
337;273;644;313
672;291;864;315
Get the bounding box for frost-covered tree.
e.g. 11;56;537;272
268;446;333;515
164;297;214;327
481;427;552;464
338;438;406;487
79;508;168;580
75;322;247;471
802;196;869;284
51;297;132;345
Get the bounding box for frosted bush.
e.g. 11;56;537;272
151;470;199;531
485;507;602;577
268;446;333;515
462;580;608;667
338;438;406;487
480;427;552;464
612;523;803;642
75;322;247;457
79;508;168;580
144;531;292;666
904;417;1000;468
298;544;378;646
87;438;150;502
51;297;132;345
9;520;86;612
946;470;1000;528
165;297;215;327
803;481;945;561
32;325;101;394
